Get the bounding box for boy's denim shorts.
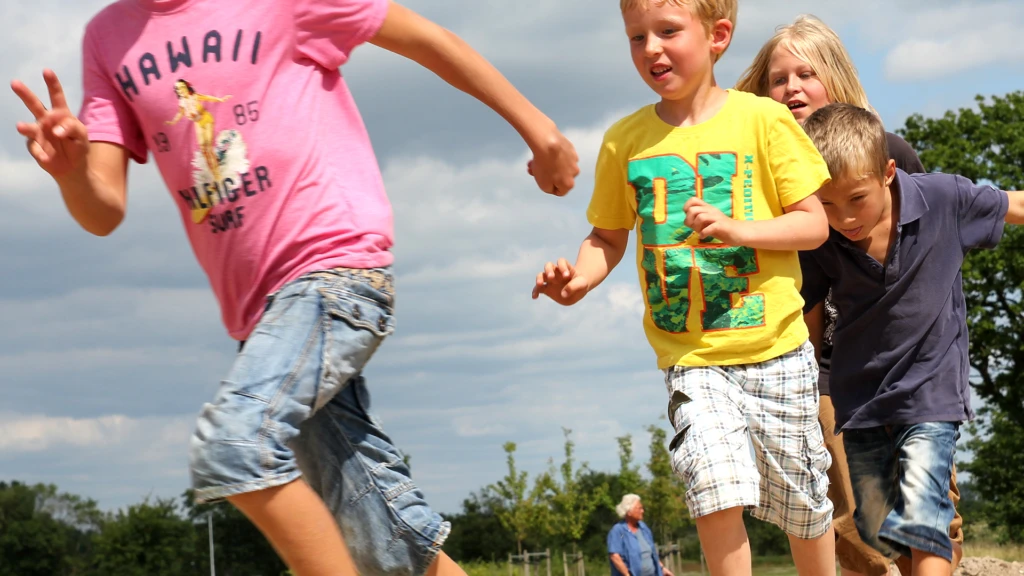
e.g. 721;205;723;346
664;340;833;539
844;421;959;562
188;267;449;576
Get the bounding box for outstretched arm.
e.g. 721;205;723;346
369;1;578;196
532;227;629;306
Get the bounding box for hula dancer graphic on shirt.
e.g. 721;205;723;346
166;79;249;224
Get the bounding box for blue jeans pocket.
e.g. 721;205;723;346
313;284;395;413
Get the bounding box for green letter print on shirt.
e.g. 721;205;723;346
629;153;765;333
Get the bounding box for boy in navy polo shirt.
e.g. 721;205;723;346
798;103;1024;576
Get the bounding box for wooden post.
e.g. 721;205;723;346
509;554;514;576
547;549;552;576
525;550;531;576
563;550;569;576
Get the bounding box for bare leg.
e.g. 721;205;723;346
788;524;837;576
695;507;752;576
909;549;950;576
228;479;357;576
895;543;958;576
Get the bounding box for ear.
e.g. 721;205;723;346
709;18;733;58
883;158;897;186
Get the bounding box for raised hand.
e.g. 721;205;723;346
532;257;590;306
11;69;90;179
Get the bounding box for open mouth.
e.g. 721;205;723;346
787;101;807;111
650;65;672;80
842;226;863;238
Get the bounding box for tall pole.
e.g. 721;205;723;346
208;511;216;576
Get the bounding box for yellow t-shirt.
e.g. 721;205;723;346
587;90;831;369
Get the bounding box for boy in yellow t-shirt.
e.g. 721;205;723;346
533;1;836;574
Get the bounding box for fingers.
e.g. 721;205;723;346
532;271;546;299
684;196;708;211
560;275;588;299
43;69;69;111
25;137;51;164
533;260;576;301
49;114;86;143
17;121;54;163
556;258;572;279
11;79;48;120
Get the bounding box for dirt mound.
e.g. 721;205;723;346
955;557;1024;576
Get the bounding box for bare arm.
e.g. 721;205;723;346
805;302;825;363
1006;191;1024;225
12;70;129;236
684;193;830;251
609;554;630;576
369;2;577;195
532;227;630;305
56;143;129;236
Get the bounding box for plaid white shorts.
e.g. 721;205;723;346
664;340;833;539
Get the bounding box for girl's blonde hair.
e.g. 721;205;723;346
733;15;870;109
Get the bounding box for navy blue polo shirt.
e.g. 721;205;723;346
800;169;1008;432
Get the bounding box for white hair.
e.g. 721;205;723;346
615;494;641;519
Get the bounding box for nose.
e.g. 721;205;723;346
786;75;801;95
644;36;662;58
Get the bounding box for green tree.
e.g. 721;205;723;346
537;428;610;551
0;482;76;576
900;90;1024;540
90;498;195;576
488;441;545;554
616;434;644;496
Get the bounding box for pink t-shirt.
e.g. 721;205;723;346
80;0;393;340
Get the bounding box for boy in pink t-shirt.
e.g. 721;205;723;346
11;0;579;574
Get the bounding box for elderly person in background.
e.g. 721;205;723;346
607;494;674;576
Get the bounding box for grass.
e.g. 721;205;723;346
963;541;1024;563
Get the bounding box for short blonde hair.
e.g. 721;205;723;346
802;103;889;183
615;494;642;519
620;0;738;62
733;15;869;109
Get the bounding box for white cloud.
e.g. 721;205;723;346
0;413;191;454
884;2;1024;80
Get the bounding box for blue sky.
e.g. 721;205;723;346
1;0;1023;514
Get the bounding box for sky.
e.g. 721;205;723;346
1;0;1023;515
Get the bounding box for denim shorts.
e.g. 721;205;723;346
844;421;959;562
188;267;449;576
664;341;833;539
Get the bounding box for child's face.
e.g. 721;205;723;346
818;160;896;242
768;47;830;124
623;3;717;102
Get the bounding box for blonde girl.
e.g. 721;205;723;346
735;15;962;576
